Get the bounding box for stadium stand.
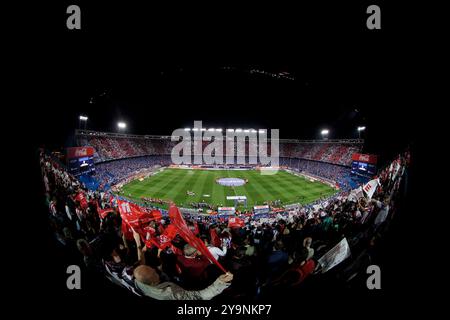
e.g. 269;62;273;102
40;143;409;300
76;130;362;165
75;130;363;191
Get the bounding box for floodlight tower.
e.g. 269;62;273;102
357;126;366;139
79;115;88;130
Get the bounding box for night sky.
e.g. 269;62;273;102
28;2;419;163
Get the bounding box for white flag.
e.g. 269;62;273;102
363;178;380;199
318;238;351;273
348;186;364;202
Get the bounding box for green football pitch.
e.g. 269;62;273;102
119;168;337;209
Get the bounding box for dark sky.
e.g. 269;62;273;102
27;1;420;162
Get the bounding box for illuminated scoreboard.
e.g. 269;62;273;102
67;147;95;176
351;153;377;178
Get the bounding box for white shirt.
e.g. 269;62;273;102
208;246;227;261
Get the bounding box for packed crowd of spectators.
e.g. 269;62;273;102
77;135;176;162
94;156;172;186
282;158;353;190
40;149;409;300
77;132;362;166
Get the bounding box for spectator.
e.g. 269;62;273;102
303;237;314;260
176;244;211;289
202;235;227;261
134;265;233;300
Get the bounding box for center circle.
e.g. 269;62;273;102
216;177;247;187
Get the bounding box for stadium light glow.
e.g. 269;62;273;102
118;122;127;129
321;129;329;135
215;128;222;132
79;115;88;121
201;128;207;131
184;128;190;131
208;128;215;132
244;129;250;133
227;129;234;132
251;129;257;133
192;128;199;132
259;129;266;133
235;129;243;133
357;126;366;131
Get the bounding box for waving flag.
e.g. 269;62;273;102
210;228;221;247
228;217;245;228
95;201;115;219
144;224;178;250
117;200;161;229
363;178;380;200
168;205;227;273
348;186;364;203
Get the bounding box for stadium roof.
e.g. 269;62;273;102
75;129;364;144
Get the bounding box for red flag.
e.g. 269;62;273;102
228;217;245;228
95;201;114;219
210;228;221;247
121;219;134;241
75;192;89;210
168;205;227;273
151;209;163;222
117;200;158;229
144;224;178;250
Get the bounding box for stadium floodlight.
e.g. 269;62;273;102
192;128;199;131
251;129;257;133
259;129;266;133
357;126;366;138
208;128;215;132
201;128;207;131
79;115;88;121
227;129;234;132
244;129;250;133
184;128;190;131
321;129;329;135
235;129;243;133
215;128;222;132
118;122;127;129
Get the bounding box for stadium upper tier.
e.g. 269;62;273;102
76;130;362;166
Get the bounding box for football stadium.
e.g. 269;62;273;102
24;1;431;317
39;114;410;301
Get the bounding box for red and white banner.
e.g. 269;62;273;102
67;146;95;159
145;224;178;250
74;191;89;210
352;153;378;164
363;178;380;199
118;200;162;228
